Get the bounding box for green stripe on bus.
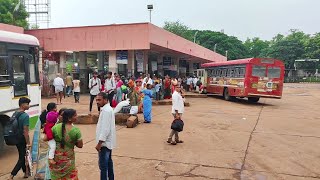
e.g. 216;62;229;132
29;115;39;130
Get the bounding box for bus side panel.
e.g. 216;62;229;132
0;87;12;113
243;64;251;97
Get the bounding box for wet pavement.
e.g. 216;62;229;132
1;83;320;180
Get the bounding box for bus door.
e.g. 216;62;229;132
197;69;205;85
9;51;29;100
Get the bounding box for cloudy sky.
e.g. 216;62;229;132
46;0;319;41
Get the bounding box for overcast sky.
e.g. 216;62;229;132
47;0;319;41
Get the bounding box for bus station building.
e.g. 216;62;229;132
2;22;226;95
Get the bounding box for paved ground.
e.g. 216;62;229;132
1;83;320;180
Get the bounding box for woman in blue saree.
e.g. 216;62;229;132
142;84;153;123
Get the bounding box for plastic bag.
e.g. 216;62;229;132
130;106;138;115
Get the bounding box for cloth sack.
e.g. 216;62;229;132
114;99;130;113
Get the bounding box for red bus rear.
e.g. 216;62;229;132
201;58;285;102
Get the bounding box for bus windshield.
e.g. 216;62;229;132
252;65;266;77
268;67;281;78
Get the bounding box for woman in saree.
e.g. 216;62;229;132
135;79;144;113
142;84;153;123
164;76;172;99
50;109;83;180
115;75;124;103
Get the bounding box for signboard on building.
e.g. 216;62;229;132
135;51;144;72
151;61;157;71
163;57;172;66
193;63;200;69
116;50;128;64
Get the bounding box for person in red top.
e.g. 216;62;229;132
44;111;59;164
164;75;172;99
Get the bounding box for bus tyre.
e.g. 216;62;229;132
223;88;232;101
248;97;260;103
0;123;4;151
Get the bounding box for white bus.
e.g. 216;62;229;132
0;30;41;151
196;69;207;93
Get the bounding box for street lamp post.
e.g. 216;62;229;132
147;5;153;23
193;31;199;43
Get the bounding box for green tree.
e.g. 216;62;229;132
305;33;320;60
0;0;29;29
197;30;249;60
163;21;193;41
244;37;270;58
265;30;309;69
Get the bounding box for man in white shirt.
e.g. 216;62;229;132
53;73;65;105
95;92;116;180
89;72;102;114
142;74;153;88
193;76;198;90
167;85;185;145
105;72;116;105
186;76;192;91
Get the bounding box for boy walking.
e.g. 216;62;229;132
89;72;102;115
167;85;185;145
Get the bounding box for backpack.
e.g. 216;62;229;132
196;80;201;86
4;112;25;145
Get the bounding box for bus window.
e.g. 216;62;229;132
230;69;234;77
28;54;37;83
252;65;266;77
0;58;10;86
234;68;239;78
12;55;27;96
239;68;246;77
212;69;216;77
222;69;227;77
226;68;230;77
268;67;281;78
0;44;6;55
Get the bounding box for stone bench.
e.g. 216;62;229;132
152;100;190;107
75;113;139;128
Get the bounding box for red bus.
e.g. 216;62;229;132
201;58;285;102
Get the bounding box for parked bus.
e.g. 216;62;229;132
0;30;40;151
201;58;285;102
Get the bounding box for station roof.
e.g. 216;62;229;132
25;23;226;62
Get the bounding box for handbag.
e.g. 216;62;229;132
111;95;118;108
171;119;184;132
120;105;131;114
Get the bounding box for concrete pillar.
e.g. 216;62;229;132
128;50;135;77
97;52;104;72
109;50;117;74
157;53;163;77
79;52;87;70
78;52;89;93
144;50;149;74
59;52;66;76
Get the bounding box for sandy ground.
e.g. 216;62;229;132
1;83;320;180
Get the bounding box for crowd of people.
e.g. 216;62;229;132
53;72;204;107
9;73;187;179
3;72;192;179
